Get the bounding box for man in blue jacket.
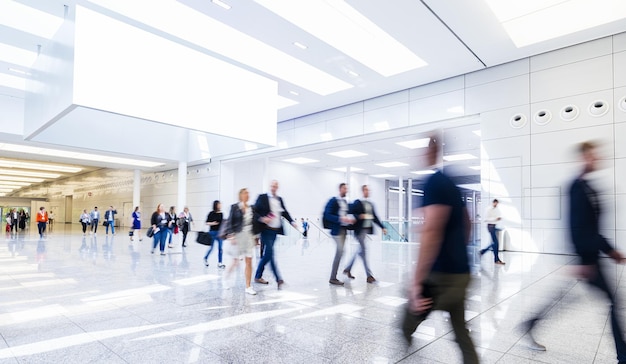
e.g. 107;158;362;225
324;183;356;286
253;180;297;290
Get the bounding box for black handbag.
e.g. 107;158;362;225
128;230;134;237
146;226;155;238
196;231;213;246
103;221;109;227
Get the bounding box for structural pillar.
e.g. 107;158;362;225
177;161;187;210
407;178;412;242
133;169;141;210
398;177;403;239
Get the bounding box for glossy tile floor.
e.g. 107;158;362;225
0;224;625;363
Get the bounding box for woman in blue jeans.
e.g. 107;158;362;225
150;203;171;255
204;200;224;268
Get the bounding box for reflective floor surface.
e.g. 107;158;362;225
0;224;624;363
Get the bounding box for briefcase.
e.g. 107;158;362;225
196;231;213;246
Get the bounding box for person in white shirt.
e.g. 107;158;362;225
480;199;505;265
90;207;100;235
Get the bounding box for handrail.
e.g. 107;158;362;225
307;220;332;239
381;220;408;242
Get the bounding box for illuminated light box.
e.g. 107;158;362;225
24;5;277;162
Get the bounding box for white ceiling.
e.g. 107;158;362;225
1;0;626;194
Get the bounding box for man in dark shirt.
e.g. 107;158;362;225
406;136;478;363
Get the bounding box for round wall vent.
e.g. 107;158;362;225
618;96;626;113
510;113;527;129
560;104;579;122
588;100;609;117
533;109;552;126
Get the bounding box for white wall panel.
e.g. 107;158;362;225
0;95;24;134
614;51;626;88
276;128;295;149
364;90;408;111
614;31;626;53
531;37;612;72
531;196;561;221
466;75;529;114
616;159;626;194
277;120;294;132
530;164;578;190
616;123;626;158
465;59;529;87
326;113;364;140
409;76;464;101
364;102;408;134
408;90;465;125
529;90;614;134
292;121;326;146
482;136;531;166
614;87;626;123
530;56;613;103
541;229;569;254
488;166;524;198
530;124;615;165
480;106;530;141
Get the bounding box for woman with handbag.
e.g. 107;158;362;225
204;200;225;268
178;207;193;247
222;188;257;295
150;204;170;255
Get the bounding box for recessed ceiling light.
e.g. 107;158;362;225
283;157;319;164
411;170;436;175
289;90;299;96
346;70;359;77
90;0;353;96
8;68;32;76
396;138;430;149
0;188;14;193
0;169;60;178
0;0;64;39
293;42;308;49
371;174;396;178
376;161;409;168
0;175;45;183
327;150;367;158
320;132;333;141
469;166;482;170
333;167;364;172
211;0;231;10
443;153;477;162
0;184;27;189
0;181;31;186
254;0;427;76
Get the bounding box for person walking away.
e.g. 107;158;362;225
343;185;387;283
205;200;225;268
167;206;177;248
253;180;298;290
36;207;49;239
405;136;478;363
479;199;505;265
324;183;356;286
302;218;309;238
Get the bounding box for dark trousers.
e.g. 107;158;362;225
81;222;88;233
481;224;501;261
255;229;281;281
589;266;626;361
37;222;46;237
182;224;189;244
91;219;99;233
416;273;478;364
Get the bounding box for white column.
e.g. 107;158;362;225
177;161;187;210
407;178;412;241
133;169;141;209
346;166;352;201
398;177;403;239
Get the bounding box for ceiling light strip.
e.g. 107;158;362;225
88;0;353;96
254;0;427;76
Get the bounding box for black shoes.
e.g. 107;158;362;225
366;276;376;283
343;270;355;279
329;278;344;286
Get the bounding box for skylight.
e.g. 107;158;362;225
485;0;626;47
255;0;427;76
0;43;38;68
376;161;409;168
0;1;64;39
0;72;26;91
396;138;431;149
283;157;319;164
443;153;477;162
88;0;353;95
